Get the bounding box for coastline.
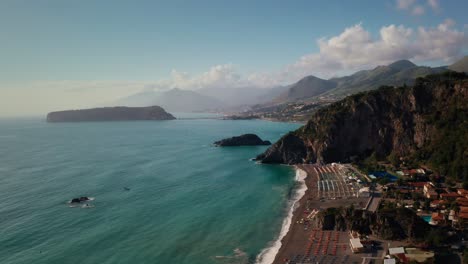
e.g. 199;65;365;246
255;165;309;264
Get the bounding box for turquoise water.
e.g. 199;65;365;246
422;215;432;223
0;116;300;264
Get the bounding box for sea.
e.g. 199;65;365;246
0;114;302;264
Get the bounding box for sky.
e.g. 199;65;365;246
1;0;467;116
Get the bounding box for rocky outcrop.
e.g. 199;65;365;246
257;72;468;177
70;197;91;203
47;106;175;122
214;134;271;146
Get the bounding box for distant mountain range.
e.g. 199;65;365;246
274;59;451;103
116;88;224;112
116;56;467;113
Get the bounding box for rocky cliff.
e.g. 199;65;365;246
257;72;468;178
47;106;176;122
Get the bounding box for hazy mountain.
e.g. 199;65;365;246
197;86;275;106
275;76;337;102
274;59;447;103
448;56;468;73
116;88;224;112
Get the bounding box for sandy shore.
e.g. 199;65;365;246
269;164;368;264
270;164;318;264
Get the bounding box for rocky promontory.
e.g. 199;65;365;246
256;72;467;178
214;134;271;146
47;106;176;122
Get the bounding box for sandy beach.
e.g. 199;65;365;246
270;164;369;264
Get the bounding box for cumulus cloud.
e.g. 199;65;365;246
272;20;466;80
145;19;467;88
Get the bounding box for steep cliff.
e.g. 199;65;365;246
257;72;468;178
47;106;176;122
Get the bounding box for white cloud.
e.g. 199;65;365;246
397;0;416;9
412;5;425;15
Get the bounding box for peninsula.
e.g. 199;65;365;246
46;106;176;122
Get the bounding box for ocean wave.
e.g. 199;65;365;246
255;167;307;264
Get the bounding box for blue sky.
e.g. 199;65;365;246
0;0;467;116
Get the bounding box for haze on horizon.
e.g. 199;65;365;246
1;0;467;117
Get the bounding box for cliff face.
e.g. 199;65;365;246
46;106;176;122
257;73;468;176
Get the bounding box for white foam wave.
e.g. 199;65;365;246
255;167;307;264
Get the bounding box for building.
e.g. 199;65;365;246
389;247;405;255
424;183;438;199
349;238;364;253
431;212;445;225
358;187;370;197
383;259;396;264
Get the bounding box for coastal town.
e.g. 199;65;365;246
276;163;468;264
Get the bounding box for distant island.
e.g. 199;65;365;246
214;134;271;146
46;106;176;122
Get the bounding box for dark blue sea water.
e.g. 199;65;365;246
0;115;300;264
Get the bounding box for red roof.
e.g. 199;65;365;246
431;200;447;205
440;193;461;198
458;213;468;219
432;212;444;221
460;207;468;213
409;182;427;187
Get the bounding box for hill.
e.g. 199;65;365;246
47;106;176;122
257;72;468;179
275;76;336;102
449;56;468;73
273;60;446;103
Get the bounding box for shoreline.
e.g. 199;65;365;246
255;165;309;264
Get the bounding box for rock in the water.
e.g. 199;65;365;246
70;197;91;203
70;198;81;203
47;106;175;122
214;134;271;147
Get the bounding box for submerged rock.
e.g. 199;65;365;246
214;134;271;147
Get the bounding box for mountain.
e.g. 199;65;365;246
47;106;176;122
273;60;446;103
197;86;278;106
449;56;468;73
276;76;336;102
326;60;446;97
257;72;468;179
116;88;224;112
